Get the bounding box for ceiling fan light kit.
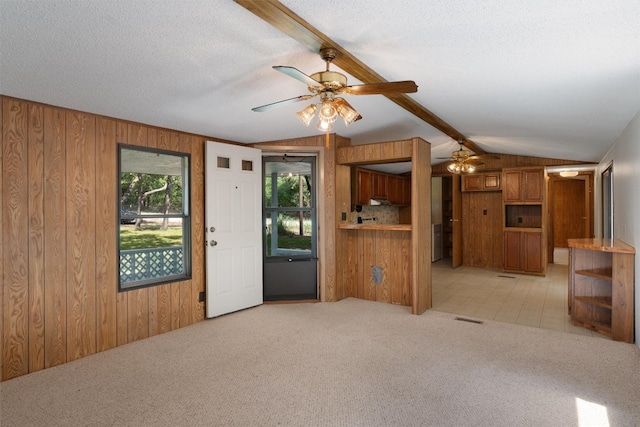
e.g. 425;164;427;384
252;47;418;138
447;161;476;174
445;140;483;174
296;104;317;126
318;99;339;123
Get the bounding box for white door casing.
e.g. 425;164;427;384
205;141;262;318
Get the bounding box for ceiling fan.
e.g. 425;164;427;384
252;47;418;133
439;140;485;174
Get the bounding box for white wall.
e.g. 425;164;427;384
597;110;640;347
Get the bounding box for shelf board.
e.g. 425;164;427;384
574;296;612;309
568;238;636;254
575;269;612;281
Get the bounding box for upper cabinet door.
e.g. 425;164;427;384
483;173;501;190
462;174;483;191
355;169;373;205
502;170;522;202
522;169;544;202
462;172;502;192
502;167;544;202
371;172;388;199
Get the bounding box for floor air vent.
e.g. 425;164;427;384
454;317;484;325
498;275;516;278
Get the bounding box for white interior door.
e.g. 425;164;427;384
205;141;262;318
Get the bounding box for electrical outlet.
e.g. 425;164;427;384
341;212;347;221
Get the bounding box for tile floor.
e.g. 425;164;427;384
431;258;610;339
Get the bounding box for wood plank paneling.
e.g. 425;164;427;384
401;233;412;306
2;99;29;380
412;138;431;314
334;137;424;310
28;104;45;372
95;117;118;352
115;121;129;347
178;134;192;327
2;96;210;381
127;289;149;342
362;230;376;300
43;106;67;368
65;111;97;361
190;134;206;322
126;124;150;342
334;164;352;300
340;229;411;306
323;143;337;302
375;230;391;303
462;192;503;269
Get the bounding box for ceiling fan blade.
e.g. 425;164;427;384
252;94;315;112
467;159;485;166
234;0;486;155
342;80;418;96
273;66;321;86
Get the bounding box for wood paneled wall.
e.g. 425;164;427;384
342;229;412;305
1;96;206;381
336;137;431;314
462;192;503;269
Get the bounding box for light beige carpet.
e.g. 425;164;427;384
1;298;639;426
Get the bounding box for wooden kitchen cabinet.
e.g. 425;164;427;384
388;175;411;206
372;172;388;198
504;230;544;273
352;167;410;206
502;166;547;275
462;172;501;192
568;238;635;342
352;168;373;205
502;167;544;202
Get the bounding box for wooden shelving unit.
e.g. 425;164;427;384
502;166;547;275
568;238;635;342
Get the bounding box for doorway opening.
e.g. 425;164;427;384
262;155;318;301
548;170;595;264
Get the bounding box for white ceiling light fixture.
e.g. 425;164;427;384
559;170;579;177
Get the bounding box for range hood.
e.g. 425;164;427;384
370;198;391;206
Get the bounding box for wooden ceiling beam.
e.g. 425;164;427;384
234;0;486;155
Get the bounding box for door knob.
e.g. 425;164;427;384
210;240;217;246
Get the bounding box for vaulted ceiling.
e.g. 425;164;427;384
1;0;638;164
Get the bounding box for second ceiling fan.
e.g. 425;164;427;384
252;48;418;132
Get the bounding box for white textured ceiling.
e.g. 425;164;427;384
1;0;638;164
